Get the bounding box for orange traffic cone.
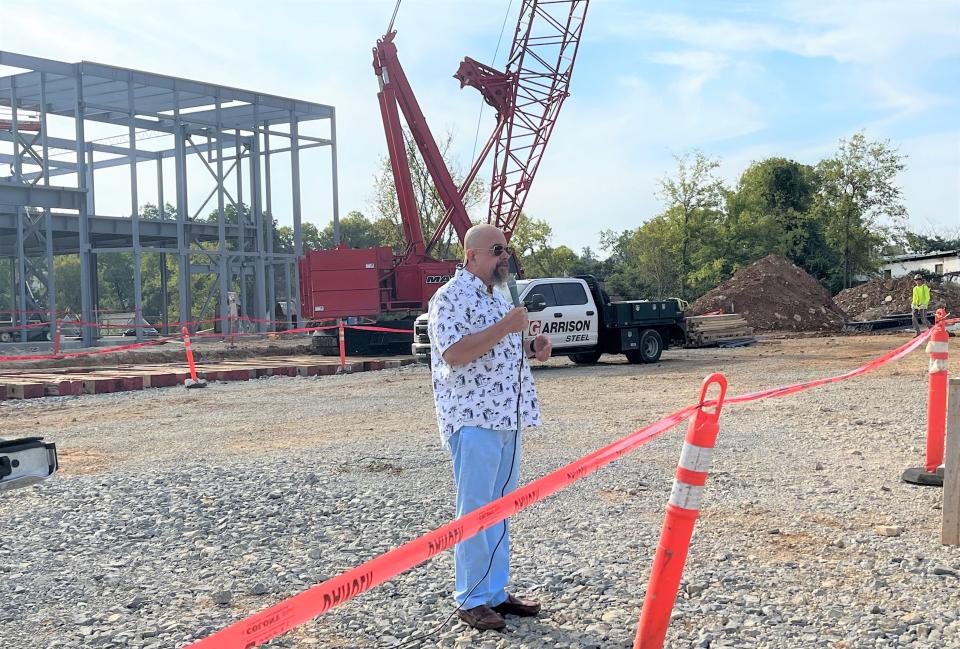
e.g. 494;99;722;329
903;308;949;486
635;373;728;648
182;326;208;389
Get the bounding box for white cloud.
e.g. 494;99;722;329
2;0;956;252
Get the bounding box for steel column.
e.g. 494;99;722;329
290;113;302;323
10;76;27;342
41;72;56;340
15;209;27;342
216;99;230;331
174;95;191;329
157;151;169;333
85;147;95;214
128;80;144;342
264;128;277;328
235;127;246;327
251;109;267;332
331;108;341;246
74;66;94;346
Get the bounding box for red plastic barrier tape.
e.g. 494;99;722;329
0;335;181;362
189;327;942;648
724;330;931;407
188;406;698;649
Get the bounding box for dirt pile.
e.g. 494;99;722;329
835;277;960;321
687;254;846;331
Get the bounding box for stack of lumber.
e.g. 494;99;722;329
685;313;755;348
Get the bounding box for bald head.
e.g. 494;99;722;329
463;224;509;288
463;224;505;259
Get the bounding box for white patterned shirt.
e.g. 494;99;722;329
428;268;542;449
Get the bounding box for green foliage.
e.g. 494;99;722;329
371;127;485;258
313;211;384;250
7;131;924;325
813;131;907;290
655;152;726;299
902;230;960;254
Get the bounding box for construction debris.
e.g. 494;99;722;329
685;314;755;348
835;277;960;322
688;255;847;332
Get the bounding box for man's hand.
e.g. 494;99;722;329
501;306;529;335
533;334;552;362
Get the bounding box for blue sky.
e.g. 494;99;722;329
2;0;958;253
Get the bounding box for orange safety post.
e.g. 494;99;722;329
181;326;207;388
336;320;349;373
53;320;61;356
903;308;949;486
635;373;728;649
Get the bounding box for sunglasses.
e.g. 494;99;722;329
476;244;515;257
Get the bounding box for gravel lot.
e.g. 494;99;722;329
2;333;958;649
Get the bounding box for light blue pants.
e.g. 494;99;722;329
449;425;521;609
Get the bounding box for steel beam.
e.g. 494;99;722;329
41;71;56;341
331;108;341;246
215;98;229;330
75;68;93;346
174;95;191;330
128;80;144;342
251;108;267;332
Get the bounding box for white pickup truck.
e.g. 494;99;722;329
412;275;686;365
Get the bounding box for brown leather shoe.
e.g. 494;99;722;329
457;605;506;630
492;593;541;617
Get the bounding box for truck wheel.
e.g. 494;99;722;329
570;351;601;364
626;329;663;364
0;332;12;343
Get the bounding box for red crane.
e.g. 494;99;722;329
299;1;588;340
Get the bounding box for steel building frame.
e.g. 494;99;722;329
0;51;340;346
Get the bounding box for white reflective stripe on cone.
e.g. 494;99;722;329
926;341;949;354
929;358;948;373
669;480;705;510
678;442;713;473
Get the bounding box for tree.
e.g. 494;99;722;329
902;230;960;254
655;151;726;298
371;127;485;258
814;132;907;289
509;213;585;278
313;211;384;250
723;158;815;264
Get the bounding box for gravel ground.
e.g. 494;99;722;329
2;333;958;649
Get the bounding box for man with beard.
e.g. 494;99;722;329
427;223;552;630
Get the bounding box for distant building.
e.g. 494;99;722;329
880;250;960;279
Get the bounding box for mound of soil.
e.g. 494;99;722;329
688;254;846;331
835;277;960;321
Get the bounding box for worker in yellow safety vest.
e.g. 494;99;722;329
911;274;931;335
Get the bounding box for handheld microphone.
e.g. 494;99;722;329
507;274;521;308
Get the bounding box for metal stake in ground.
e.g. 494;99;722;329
903;308;948;486
335;320;350;374
943;377;960;545
181;326;208;389
634;372;728;648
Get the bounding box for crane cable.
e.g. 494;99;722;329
469;0;515;164
386;0;402;34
